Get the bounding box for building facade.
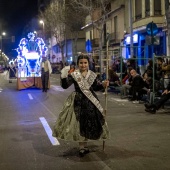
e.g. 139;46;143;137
124;0;166;66
83;0;167;70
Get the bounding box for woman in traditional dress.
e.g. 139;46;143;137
53;54;110;157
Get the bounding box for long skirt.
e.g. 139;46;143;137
52;92;109;142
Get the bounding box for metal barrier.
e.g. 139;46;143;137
91;47;170;103
151;54;170;103
92;46;150;80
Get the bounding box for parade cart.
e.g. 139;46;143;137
15;32;49;90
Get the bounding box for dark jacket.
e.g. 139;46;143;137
131;75;145;90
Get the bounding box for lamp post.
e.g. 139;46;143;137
0;32;6;61
129;0;133;58
39;20;45;39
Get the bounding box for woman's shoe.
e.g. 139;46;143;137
144;103;152;109
145;107;156;114
84;147;90;154
79;148;89;157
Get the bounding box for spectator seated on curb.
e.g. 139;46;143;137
126;57;141;74
144;81;170;114
161;60;170;89
140;72;153;102
144;59;156;78
108;69;120;87
120;67;133;99
146;79;163;104
128;69;146;102
115;58;126;79
102;68;121;94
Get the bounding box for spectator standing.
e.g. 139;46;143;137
40;55;52;92
8;62;17;83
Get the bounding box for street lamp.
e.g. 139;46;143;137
0;32;6;61
129;0;133;58
2;32;6;36
39;20;45;39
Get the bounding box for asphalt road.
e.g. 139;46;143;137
0;71;170;170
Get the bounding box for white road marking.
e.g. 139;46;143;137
39;117;60;146
50;85;64;92
28;93;33;100
109;97;128;102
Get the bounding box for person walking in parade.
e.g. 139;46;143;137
8;62;17;83
53;54;110;157
40;55;52;92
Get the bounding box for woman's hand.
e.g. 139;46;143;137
61;66;70;78
68;68;75;74
162;89;170;95
102;80;109;88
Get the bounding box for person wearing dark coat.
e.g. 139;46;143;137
8;62;17;83
145;81;170;114
52;54;110;157
40;55;52;92
129;69;145;101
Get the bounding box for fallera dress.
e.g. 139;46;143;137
53;69;110;142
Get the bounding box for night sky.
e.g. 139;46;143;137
0;0;38;58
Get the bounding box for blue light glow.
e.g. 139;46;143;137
16;32;48;78
125;34;138;44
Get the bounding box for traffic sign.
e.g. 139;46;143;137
146;22;158;35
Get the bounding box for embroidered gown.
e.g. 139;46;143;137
53;70;109;142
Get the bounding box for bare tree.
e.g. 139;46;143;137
71;0;111;74
65;1;87;59
41;0;67;65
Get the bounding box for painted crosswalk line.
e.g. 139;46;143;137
39;117;60;146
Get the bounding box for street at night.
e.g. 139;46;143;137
0;73;170;170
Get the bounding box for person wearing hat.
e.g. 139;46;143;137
40;55;52;92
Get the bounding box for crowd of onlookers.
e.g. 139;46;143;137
99;56;170;114
55;56;170;107
2;55;170;114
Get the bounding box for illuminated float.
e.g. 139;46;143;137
16;32;48;90
16;32;47;78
